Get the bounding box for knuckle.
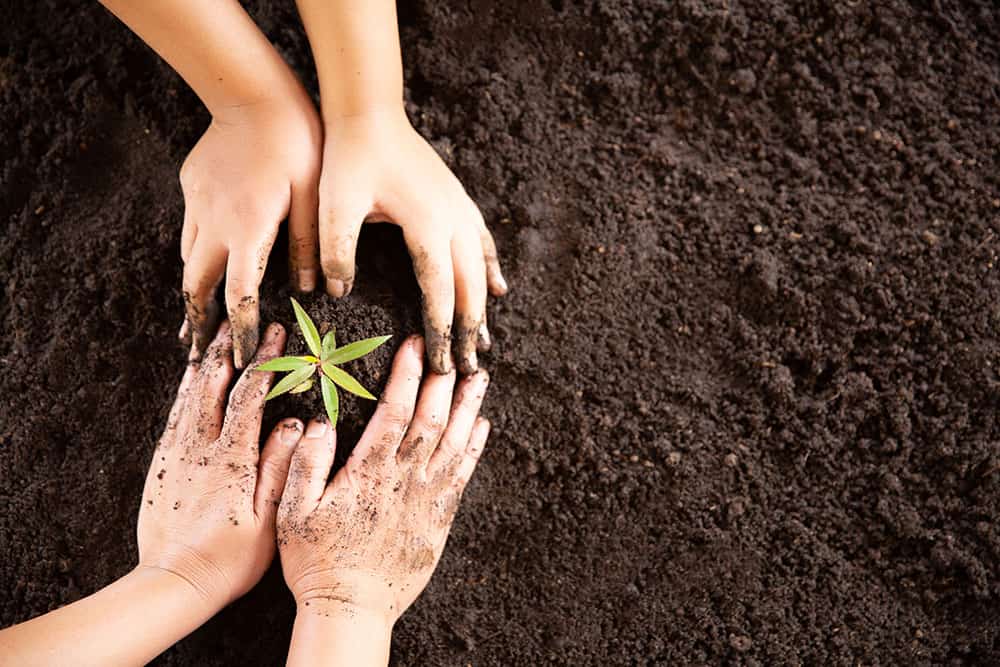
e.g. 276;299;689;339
378;428;402;450
258;456;289;484
178;161;196;192
379;402;413;435
436;436;461;461
425;415;447;441
321;234;358;268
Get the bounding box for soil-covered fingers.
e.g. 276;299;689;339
159;361;200;450
476;304;491;352
254;418;303;522
428;370;489;477
182;238;227;359
281;417;336;513
289;181;319;293
396;366;457;467
480;223;507;297
452;224;488;375
220;323;287;447
351;336;425;463
225;235;278;368
318;196;367;298
453;417;490;492
408;232;455;374
184;321;235;442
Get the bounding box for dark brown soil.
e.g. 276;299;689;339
3;1;1000;664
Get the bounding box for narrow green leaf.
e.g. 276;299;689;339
290;297;322;357
265;364;317;401
326;335;392;365
256;356;313;372
322;363;376;400
322;330;337;360
320;375;340;426
289;379;314;394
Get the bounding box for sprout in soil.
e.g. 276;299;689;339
256;297;390;426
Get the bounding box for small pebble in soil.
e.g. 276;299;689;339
729;634;753;652
667;452;682;466
724;453;739;467
730;68;757;94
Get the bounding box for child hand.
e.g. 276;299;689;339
314;107;507;375
139;321;304;608
179;98;321;368
277;336;490;626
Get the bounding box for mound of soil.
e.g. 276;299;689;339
2;1;999;664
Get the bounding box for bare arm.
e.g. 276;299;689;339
294;0;508;377
99;0;322;369
293;0;404;117
99;0;298;117
0;567;216;666
0;323;301;664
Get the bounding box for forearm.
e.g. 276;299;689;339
294;0;403;117
99;0;304;118
287;602;393;667
0;566;220;666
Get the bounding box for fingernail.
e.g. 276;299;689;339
305;418;328;439
281;421;303;445
297;269;317;293
434;351;453;374
459;351;478;376
266;322;284;340
326;278;345;298
477;321;492;351
496;274;509;294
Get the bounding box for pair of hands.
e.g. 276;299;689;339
180;96;507;376
142;322;489;639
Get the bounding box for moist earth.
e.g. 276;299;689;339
2;1;1000;665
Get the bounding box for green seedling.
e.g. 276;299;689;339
256;297;391;426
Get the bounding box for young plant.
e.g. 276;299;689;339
256;298;390;426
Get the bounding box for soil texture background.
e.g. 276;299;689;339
2;1;1000;664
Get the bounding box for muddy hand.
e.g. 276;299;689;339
277;335;491;623
140;322;303;607
316;106;507;375
179;97;321;369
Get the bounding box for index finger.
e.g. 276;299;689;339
226;236;274;369
407;230;455;375
219;323;288;450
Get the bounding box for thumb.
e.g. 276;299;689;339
254;418;303;523
319;198;367;298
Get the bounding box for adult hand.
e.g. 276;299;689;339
179;97;321;368
314;107;507;375
139;321;304;607
278;335;490;664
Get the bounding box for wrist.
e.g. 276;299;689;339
319;92;405;123
210;70;316;128
130;564;228;615
289;599;393;667
296;596;395;630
